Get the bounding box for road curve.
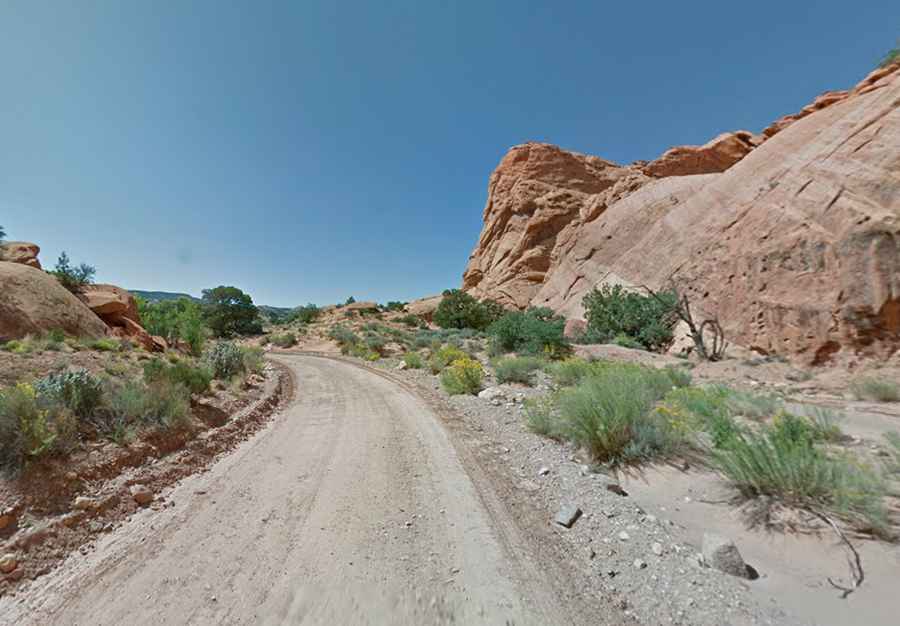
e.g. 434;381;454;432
2;355;593;625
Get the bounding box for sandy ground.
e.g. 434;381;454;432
0;355;604;625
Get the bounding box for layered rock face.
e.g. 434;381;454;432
464;63;900;363
80;284;161;351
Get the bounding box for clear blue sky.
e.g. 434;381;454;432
1;1;896;307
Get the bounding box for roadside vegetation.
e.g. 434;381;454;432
0;340;265;476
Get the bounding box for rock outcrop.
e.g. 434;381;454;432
0;262;109;340
464;62;900;364
407;294;444;322
80;284;158;351
0;242;42;269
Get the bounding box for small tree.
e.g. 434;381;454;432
879;41;899;68
582;284;676;351
201;286;262;337
645;286;728;361
52;252;96;294
433;289;504;331
345;296;356;306
0;225;6;243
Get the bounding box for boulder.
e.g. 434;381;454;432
701;533;751;579
80;284;140;322
129;484;154;506
343;300;379;312
0;262;108;340
0;241;41;269
407;294;444;322
464;61;900;364
563;318;587;339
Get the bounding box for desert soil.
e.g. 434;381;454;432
1;355;611;625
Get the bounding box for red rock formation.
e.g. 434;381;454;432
464;62;900;364
0;262;108;340
80;284;159;351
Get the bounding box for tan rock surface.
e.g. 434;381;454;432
464;63;900;363
0;262;109;340
407;294;444;321
0;241;42;269
641;131;760;177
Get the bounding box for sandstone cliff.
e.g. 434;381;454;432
463;63;900;364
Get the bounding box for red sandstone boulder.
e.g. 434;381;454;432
0;262;108;340
642;131;760;177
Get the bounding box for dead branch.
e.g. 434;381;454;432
812;511;864;598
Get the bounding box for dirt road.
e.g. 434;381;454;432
2;355;599;625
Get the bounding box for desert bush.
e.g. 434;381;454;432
364;333;387;355
657;385;738;448
553;363;690;465
271;332;297;348
143;358;212;394
399;314;425;328
545;358;600;387
722;388;783;419
0;384;57;473
429;345;468;374
440;358;484;395
204;342;246;379
582;284;677;351
34;370;103;418
487;308;569;358
713;423;888;535
328;325;359;349
103;380;191;436
493;356;544;385
523;394;564;439
242;346;265;374
612;333;644;350
433;289;504;331
384;301;406;312
51;251;96;294
402;351;424;369
850;376;900;402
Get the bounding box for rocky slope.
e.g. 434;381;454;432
463;62;900;364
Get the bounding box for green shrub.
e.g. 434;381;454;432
271;332;297;348
553;363;689;465
328;325;359;349
850;376;900;402
612;333;643;350
402;352;424;369
46;328;66;343
493;356;543;385
364;333;387;355
399;314;425;328
880;43;899;68
657;385;738;448
713;424;888;535
90;337;121;352
722;388;783;419
51;251;96;294
440;358;484;395
143;359;212;394
487;308;569;358
429;345;468;374
2;339;32;354
582;284;677;351
34;370;103;418
384;301;406;312
204;342;246;379
433;289;504;331
0;383;56;473
545;358;600;387
103;380;191;435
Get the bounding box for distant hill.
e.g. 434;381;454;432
130;290;199;303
